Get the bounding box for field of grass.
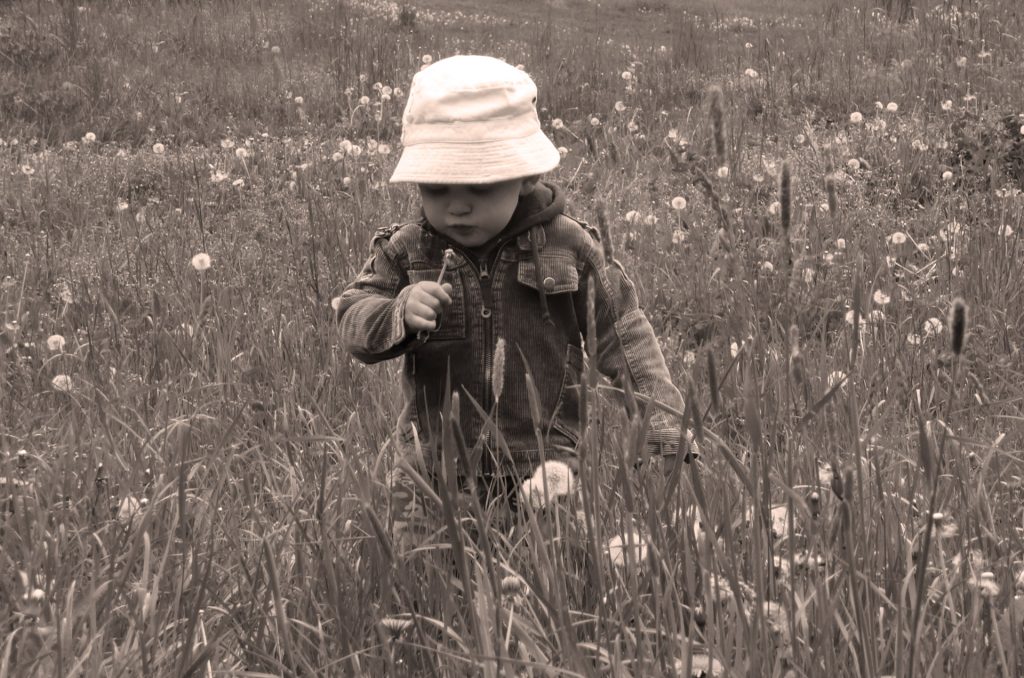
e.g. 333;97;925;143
2;0;1024;675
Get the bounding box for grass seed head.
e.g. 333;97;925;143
707;85;726;160
948;297;968;356
779;161;793;233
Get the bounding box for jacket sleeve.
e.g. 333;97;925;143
334;236;418;364
577;233;687;456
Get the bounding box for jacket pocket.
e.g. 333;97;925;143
550;343;584;444
407;268;466;340
517;255;580;294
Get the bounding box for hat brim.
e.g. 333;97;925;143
389;130;561;184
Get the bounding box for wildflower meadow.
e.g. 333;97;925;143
2;0;1023;675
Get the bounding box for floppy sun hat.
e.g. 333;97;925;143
389;55;561;184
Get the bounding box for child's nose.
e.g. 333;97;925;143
449;198;471;216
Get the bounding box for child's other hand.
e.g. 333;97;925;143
404;282;453;333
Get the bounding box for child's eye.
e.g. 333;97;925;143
421;184;448;195
468;185;493;195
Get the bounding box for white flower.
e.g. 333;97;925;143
847;158;861;171
606;530;648;567
768;201;781;215
331;151;344;162
922;317;943;337
872;289;890;305
942;170;954;182
670;196;687;210
849;111;863;124
672;229;686;245
744;42;753;49
760;261;774;273
941;99;953;111
624;210;640;224
520;460;575;509
886;102;899;112
20;164;35;176
47;334;66;352
116;199;130;212
378;143;391;156
152;142;165;155
875;101;884;110
621;70;632;81
235;147;249;159
889;231;907;245
51;374;73;392
358;95;370;106
551;118;564;130
744;68;759;79
590;116;601;127
421;54;432;65
614;100;626;112
83;132;97;143
956;56;968;68
716;166;729;178
644;214;658;226
270;45;281;55
191;252;212;271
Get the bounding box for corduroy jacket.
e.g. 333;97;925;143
336;183;685;478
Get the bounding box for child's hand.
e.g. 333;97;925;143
405;282;453;333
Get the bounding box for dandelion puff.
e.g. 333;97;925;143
889;231;907;245
923;317;943;337
551;118;564;130
522;460;575;509
942;170;954;182
948;297;968;355
621;70;632;81
849;111;863;124
152;143;165;155
590;116;601;127
47;334;66;352
614;100;626;113
872;289;891;305
191;253;212;272
886;102;899;112
970;572;1000;598
847;158;861;171
51;374;73;393
671;196;687;210
606;529;648;568
83;132;97;143
716;166;729;179
744;68;759;79
235;147;249;159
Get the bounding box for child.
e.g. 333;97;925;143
335;55;685;528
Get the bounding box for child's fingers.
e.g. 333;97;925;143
419;281;452;307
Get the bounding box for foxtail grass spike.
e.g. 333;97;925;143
708;85;726;161
779;160;792;234
825;173;839;216
595;202;615;266
948;297;968;356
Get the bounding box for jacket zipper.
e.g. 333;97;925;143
478;253;495;475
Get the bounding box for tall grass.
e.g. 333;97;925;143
2;0;1023;675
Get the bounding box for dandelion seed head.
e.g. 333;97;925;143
744;68;759;79
886;102;899;112
847;158;861;171
551;118;564;130
941;99;953;111
191;252;212;271
671;196;687;210
614;100;626;112
590;116;601;127
152;143;165;155
942;170;954;182
51;374;73;392
849;111;863;124
606;530;648;568
47;334;66;352
83;132;97;143
716;166;729;178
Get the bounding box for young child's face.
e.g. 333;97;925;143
418;178;530;248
